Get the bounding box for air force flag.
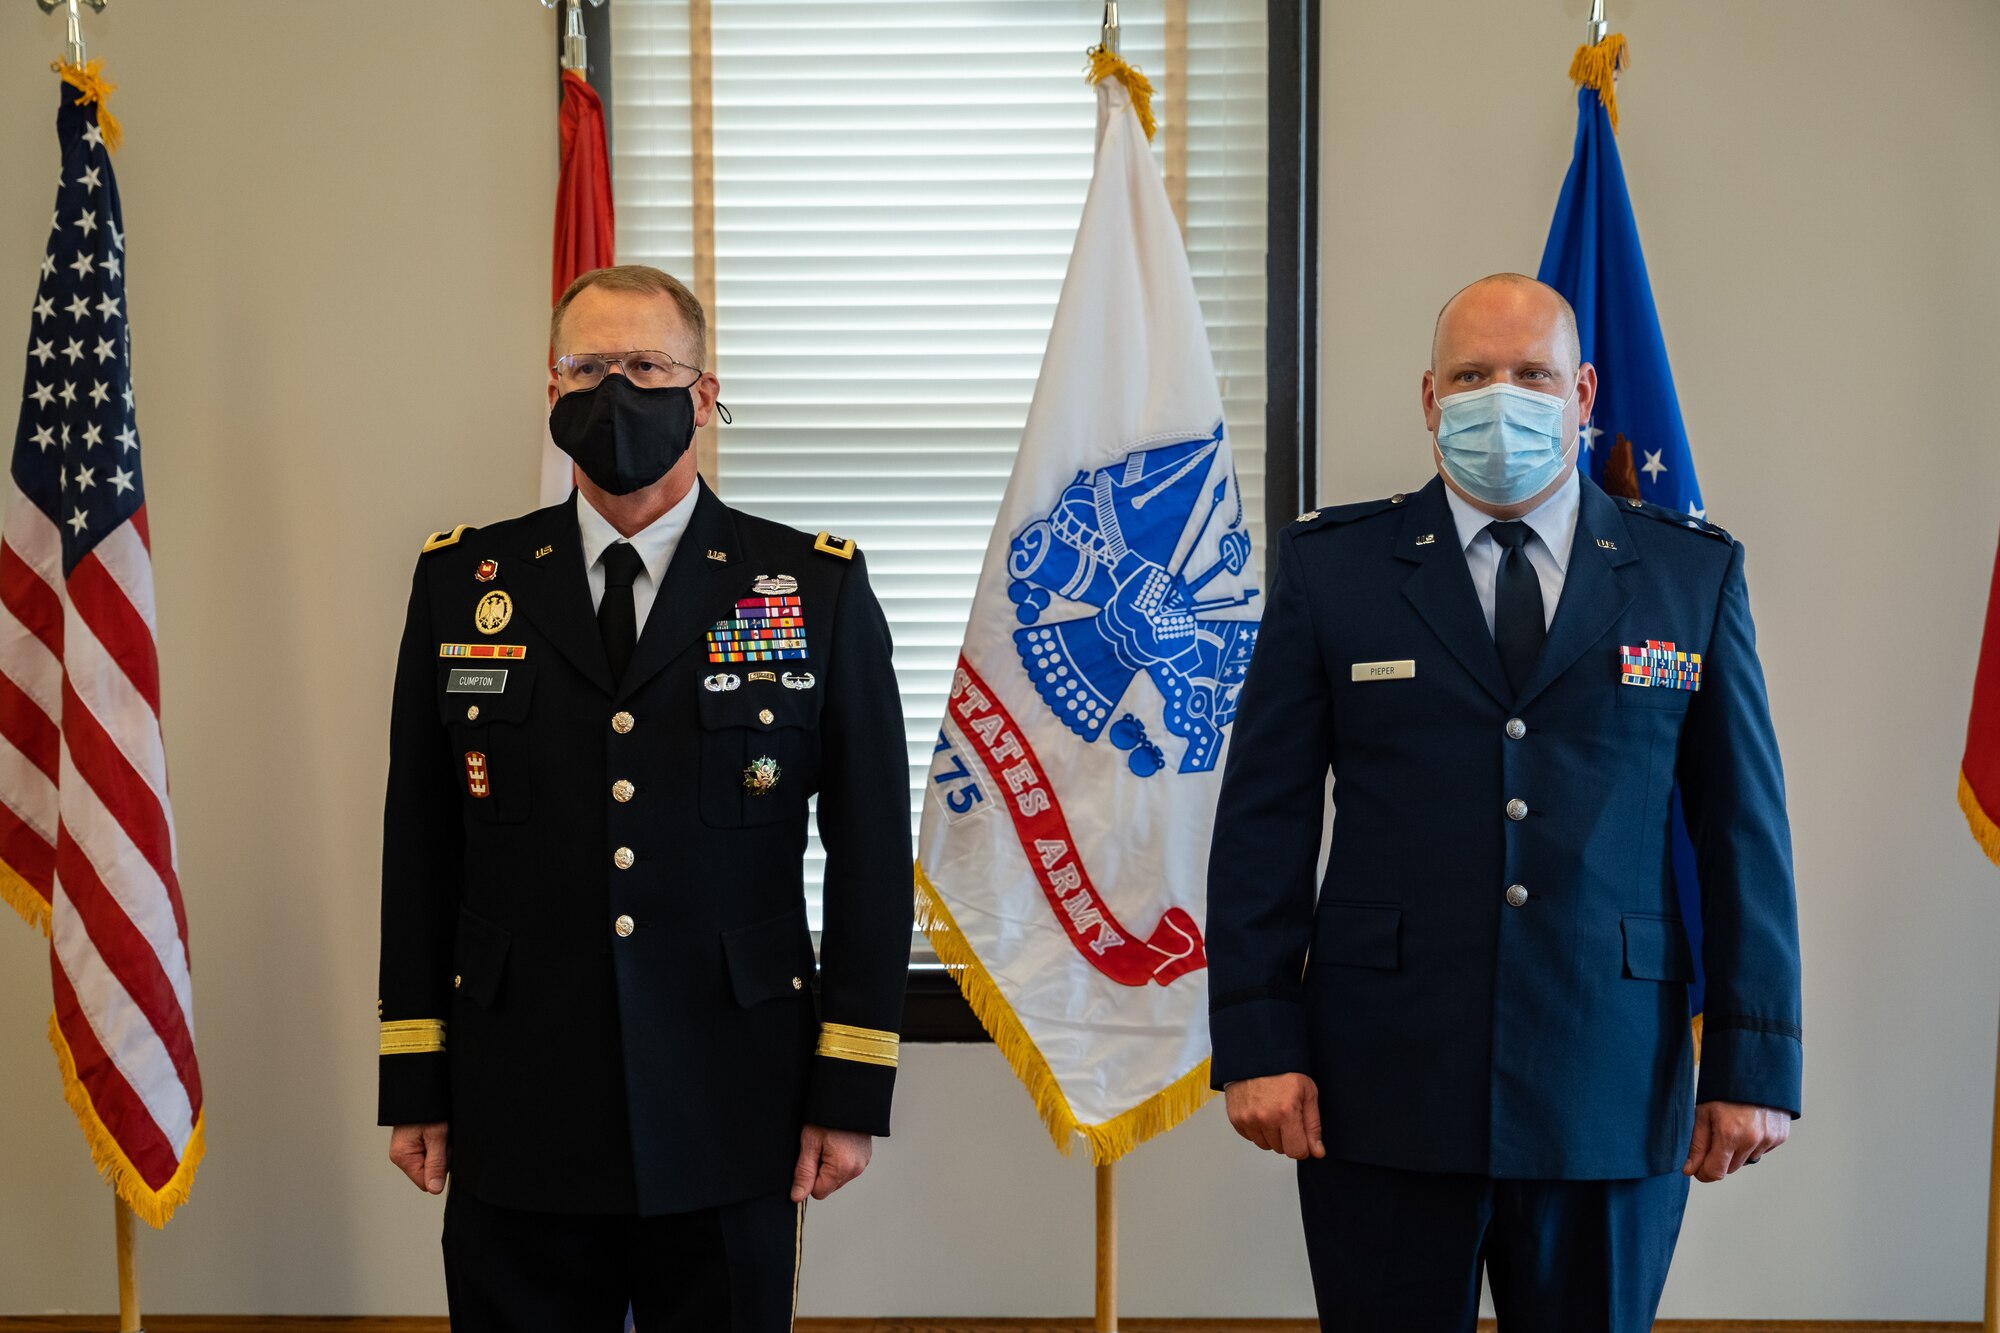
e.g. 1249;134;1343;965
915;55;1257;1162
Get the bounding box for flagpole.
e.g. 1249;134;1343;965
1095;1161;1117;1332
115;1196;142;1333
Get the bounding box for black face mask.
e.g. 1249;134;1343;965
548;373;697;496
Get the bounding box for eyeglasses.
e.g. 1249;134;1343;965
554;350;703;391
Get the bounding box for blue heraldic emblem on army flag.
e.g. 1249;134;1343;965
1005;424;1258;778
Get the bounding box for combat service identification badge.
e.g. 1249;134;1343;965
475;559;499;582
743;755;781;796
474;590;513;635
464;751;490;798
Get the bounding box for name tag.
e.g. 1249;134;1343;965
446;669;509;694
1351;660;1415;682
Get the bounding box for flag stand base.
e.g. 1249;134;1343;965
1095;1161;1117;1332
116;1195;142;1332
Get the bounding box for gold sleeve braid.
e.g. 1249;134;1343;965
380;1018;446;1055
815;1021;898;1068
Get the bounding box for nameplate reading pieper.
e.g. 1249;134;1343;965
446;669;509;694
1351;660;1416;682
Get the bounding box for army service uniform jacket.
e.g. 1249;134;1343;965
378;481;913;1216
1206;475;1801;1180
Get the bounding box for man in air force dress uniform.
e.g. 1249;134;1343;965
1207;274;1801;1331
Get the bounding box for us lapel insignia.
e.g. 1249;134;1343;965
1596;538;1618;551
743;755;782;796
752;573;798;595
707;549;728;562
474;590;513;635
1414;533;1437;547
463;752;490;798
475;559;499;582
703;673;741;692
534;544;555;560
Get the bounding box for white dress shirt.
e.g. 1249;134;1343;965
1442;468;1581;636
576;485;700;635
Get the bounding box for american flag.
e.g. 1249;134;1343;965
0;66;202;1227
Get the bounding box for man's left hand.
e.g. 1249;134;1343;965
791;1124;872;1202
1682;1100;1790;1182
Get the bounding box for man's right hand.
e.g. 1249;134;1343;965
1224;1074;1325;1160
389;1122;450;1194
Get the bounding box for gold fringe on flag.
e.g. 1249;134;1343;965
1087;47;1157;142
53;58;123;154
48;1010;203;1229
0;857;50;934
1961;769;2000;866
915;862;1214;1165
1568;32;1631;134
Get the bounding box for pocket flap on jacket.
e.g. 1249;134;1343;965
721;907;815;1008
1622;913;1694;982
698;681;819;732
1316;901;1401;971
453;906;512;1008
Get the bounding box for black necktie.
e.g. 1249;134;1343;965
597;541;644;684
1487;521;1545;696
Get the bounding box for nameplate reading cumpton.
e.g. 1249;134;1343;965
1351;660;1416;682
446;669;509;694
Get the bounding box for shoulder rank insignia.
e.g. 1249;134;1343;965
813;532;856;560
1295;509;1321;524
422;524;471;553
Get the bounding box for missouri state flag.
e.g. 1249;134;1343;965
914;52;1259;1161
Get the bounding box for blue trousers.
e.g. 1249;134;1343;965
1297;1156;1690;1332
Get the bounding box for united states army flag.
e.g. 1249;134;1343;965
915;55;1260;1162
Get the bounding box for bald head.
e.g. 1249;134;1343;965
1432;273;1580;371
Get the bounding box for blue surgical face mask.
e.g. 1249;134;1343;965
1433;381;1579;507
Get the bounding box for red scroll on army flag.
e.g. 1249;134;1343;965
0;63;202;1227
916;52;1259;1161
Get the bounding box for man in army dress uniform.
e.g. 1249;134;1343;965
378;265;912;1330
1207;275;1801;1330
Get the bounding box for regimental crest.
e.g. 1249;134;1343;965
1005;424;1259;776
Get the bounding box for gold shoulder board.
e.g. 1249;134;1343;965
422;524;472;554
813;532;857;561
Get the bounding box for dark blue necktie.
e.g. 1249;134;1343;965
597;541;644;683
1487;521;1545;696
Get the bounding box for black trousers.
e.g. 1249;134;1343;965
442;1186;804;1333
1297;1157;1690;1333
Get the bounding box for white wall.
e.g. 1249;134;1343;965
1;0;1996;1321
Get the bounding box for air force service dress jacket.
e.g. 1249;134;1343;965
1207;474;1801;1180
377;481;913;1216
